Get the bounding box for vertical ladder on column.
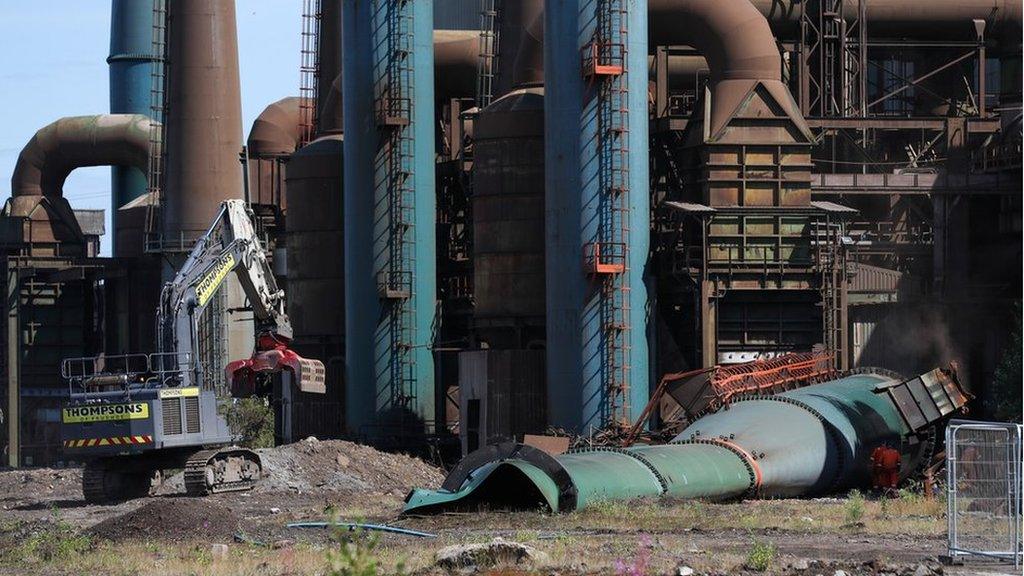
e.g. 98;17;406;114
144;0;169;252
374;0;417;422
476;0;500;109
584;0;631;430
298;0;321;147
815;219;844;369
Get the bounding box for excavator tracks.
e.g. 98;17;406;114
184;447;262;496
82;459;150;503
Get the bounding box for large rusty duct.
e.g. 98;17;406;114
247;97;302;213
649;0;841;370
7;114;158;257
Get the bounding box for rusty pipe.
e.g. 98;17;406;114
11;114;156;199
162;0;244;243
248;97;303;158
645;0;809;141
743;0;1022;42
648;0;781;82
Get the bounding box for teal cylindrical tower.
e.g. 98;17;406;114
544;0;650;433
343;0;436;447
108;0;158;246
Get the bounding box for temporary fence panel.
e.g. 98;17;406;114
946;420;1022;567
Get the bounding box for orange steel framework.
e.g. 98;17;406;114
623;351;837;446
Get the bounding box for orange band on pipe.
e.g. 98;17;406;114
708;438;763;490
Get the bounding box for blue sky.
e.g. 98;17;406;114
0;2;302;255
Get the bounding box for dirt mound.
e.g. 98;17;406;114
0;467;82;508
89;499;240;542
255;437;444;499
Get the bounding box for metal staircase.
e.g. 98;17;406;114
144;0;169;252
373;0;418;418
583;0;632;430
476;0;500;108
298;0;322;147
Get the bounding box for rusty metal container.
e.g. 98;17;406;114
285;134;345;347
284;134;345;437
472;87;546;348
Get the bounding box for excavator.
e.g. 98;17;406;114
60;200;325;502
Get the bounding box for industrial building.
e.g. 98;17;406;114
1;0;1020;467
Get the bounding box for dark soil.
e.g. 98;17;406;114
88;499;240;543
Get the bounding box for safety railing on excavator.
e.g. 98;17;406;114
62;352;195;398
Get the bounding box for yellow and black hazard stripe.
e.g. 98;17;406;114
63;435;153;448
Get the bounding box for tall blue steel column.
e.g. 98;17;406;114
108;0;158;252
544;0;649;433
343;0;436;445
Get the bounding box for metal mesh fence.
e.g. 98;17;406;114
946;421;1022;567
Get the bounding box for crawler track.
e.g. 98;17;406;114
184;447;262;496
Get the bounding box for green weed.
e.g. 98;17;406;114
746;540;776;572
844;489;866;524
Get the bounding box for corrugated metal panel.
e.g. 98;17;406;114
434;1;480;30
458;349;546;455
850;263;902;293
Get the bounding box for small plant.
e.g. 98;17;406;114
6;523;92;564
327;526;380;576
844;489;866;524
746;540;776;572
879;494;891;519
326;521;405;576
224;397;275;448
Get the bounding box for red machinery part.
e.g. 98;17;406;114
228;335;326;396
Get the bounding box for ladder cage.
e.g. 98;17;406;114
586;0;633;429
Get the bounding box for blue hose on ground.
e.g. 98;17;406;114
286;522;437;538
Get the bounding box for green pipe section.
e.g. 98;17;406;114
678;398;835;497
634;443;752;500
780;373;917;487
403;371;918;514
558;450;664;508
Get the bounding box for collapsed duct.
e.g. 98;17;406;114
404;367;970;513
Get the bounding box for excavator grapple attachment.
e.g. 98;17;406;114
227;344;327;396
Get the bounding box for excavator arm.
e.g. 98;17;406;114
156;200;325;395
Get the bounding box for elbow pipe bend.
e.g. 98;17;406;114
12;114;157;199
247;97;303;159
